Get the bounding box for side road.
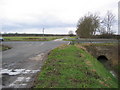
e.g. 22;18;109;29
1;41;69;88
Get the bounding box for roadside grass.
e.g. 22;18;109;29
80;43;118;46
0;44;11;51
69;36;77;38
3;36;62;41
63;36;77;41
35;45;118;88
63;36;78;41
63;39;77;41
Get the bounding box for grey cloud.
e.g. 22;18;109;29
2;21;75;31
1;15;76;31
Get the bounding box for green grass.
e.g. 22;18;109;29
80;43;118;46
63;36;77;41
69;36;77;38
63;39;77;41
3;36;62;41
35;45;118;88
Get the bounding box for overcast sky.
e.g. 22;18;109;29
0;0;119;34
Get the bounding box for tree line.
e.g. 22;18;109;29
2;33;76;37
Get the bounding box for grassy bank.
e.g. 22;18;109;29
80;43;118;46
0;44;11;51
81;43;119;79
3;36;62;41
63;39;77;41
35;45;118;88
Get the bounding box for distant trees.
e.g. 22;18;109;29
68;30;74;37
97;26;106;35
102;11;115;34
76;13;100;38
76;11;116;38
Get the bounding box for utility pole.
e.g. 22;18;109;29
43;28;44;37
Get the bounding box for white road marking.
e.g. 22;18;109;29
9;69;25;75
30;70;40;73
0;69;40;76
8;76;31;87
67;42;71;45
1;68;40;88
25;77;31;82
16;77;25;82
22;70;31;74
54;38;64;41
41;42;44;45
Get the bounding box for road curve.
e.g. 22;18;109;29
1;41;69;88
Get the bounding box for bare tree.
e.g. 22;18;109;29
102;11;115;34
68;30;74;37
97;26;106;35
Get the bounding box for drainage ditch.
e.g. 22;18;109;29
97;55;117;78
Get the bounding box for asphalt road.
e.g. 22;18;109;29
1;40;69;88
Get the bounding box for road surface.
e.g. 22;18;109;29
1;40;69;88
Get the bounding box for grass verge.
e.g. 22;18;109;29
80;43;118;46
63;36;77;41
35;45;118;88
3;36;62;41
63;39;77;41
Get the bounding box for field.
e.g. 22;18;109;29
3;36;62;41
35;45;118;88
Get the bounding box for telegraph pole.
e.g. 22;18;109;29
43;28;44;37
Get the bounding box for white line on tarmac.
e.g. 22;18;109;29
8;76;31;88
0;69;40;76
0;68;40;88
67;42;71;45
53;38;64;41
40;42;44;45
